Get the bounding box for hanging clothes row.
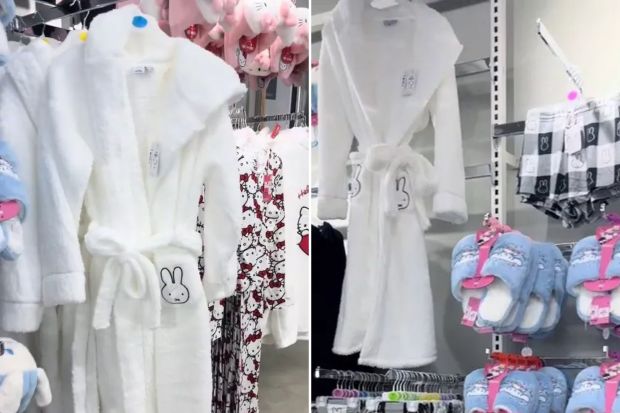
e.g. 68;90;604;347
313;368;464;413
0;3;309;412
205;124;309;413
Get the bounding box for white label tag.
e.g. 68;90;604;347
132;65;154;75
402;69;416;97
371;0;399;9
565;121;583;154
148;143;161;177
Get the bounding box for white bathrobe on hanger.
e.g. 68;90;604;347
37;6;245;412
318;0;468;368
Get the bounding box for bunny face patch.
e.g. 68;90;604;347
160;267;190;304
395;176;411;211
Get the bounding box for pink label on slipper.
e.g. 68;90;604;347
0;201;20;222
476;326;494;334
463;276;495;289
462;229;501;290
462;297;481;327
591;295;612;325
601;362;620;413
486;369;508;411
583;225;620;292
584;278;620;292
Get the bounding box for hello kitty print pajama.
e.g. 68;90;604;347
200;134;287;413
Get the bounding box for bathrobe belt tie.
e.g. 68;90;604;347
364;143;438;230
84;223;203;330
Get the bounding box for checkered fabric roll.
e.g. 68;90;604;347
518;96;620;227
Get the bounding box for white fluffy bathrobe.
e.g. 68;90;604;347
318;0;468;368
37;6;245;412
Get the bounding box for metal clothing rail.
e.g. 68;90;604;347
9;0;118;31
314;368;464;385
246;113;306;123
493;121;527;139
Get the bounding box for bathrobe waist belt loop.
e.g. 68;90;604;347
363;143;438;229
84;223;203;330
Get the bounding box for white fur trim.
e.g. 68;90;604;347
42;272;86;306
357;354;437;369
316;196;348;220
0;302;42;332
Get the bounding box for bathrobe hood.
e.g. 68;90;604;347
323;0;462;145
3;40;52;131
84;4;246;175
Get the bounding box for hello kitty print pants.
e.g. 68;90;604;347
199;145;287;413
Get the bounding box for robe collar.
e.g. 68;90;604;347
323;0;462;146
83;5;246;174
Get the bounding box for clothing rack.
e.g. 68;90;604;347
314;368;464;386
493;121;527;138
9;0;118;31
246;113;307;124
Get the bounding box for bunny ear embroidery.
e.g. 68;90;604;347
395;176;411;211
160;267;174;285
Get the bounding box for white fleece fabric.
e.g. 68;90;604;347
263;127;310;347
318;0;468;368
37;6;245;413
0;39;53;333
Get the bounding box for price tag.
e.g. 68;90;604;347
401;70;416;97
148;143;161;177
564;120;584;154
370;0;399;9
461;297;481;327
263;175;274;202
591;295;611;325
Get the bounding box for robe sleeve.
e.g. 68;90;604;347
37;71;93;307
316;41;355;220
428;66;468;225
200;108;241;302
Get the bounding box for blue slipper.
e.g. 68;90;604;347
493;371;540;413
464;368;489;413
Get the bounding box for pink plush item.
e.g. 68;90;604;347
281;58;307;87
223;0;278;69
275;0;297;46
116;0;140;8
272;7;307;79
168;0;215;47
241;32;277;77
196;0;239;25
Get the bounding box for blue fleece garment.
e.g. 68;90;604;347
0;370;38;413
0;139;27;221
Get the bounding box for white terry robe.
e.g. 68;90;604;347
0;39;52;333
317;0;468;368
37;6;245;412
0;33;85;413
